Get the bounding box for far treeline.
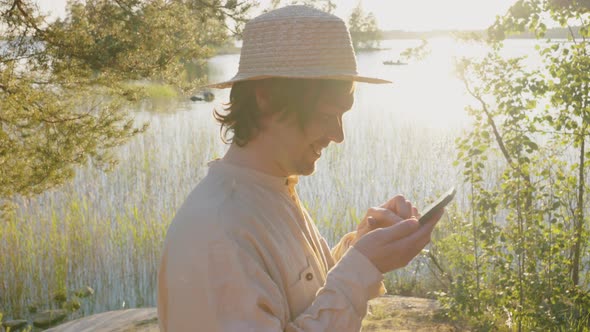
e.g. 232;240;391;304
380;26;583;39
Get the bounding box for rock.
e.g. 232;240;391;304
203;91;214;102
44;308;158;332
2;319;28;331
190;92;215;102
32;309;67;329
402;302;416;309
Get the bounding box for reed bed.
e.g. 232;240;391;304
1;86;466;320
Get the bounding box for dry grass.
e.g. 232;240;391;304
363;296;464;332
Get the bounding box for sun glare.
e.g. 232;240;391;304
38;0;518;32
344;0;517;31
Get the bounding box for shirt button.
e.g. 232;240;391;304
305;272;313;281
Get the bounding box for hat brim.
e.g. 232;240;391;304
203;74;391;89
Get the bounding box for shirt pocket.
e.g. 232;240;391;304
285;255;321;319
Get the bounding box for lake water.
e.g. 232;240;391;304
2;38;549;318
183;37;543;215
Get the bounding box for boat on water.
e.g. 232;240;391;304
383;59;408;65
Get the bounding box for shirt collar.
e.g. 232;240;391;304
207;159;299;194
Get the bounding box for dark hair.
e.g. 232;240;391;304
213;78;354;147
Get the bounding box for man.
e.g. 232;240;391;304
157;5;443;332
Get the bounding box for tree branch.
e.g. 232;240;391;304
427;250;453;284
462;78;515;166
13;0;44;35
567;25;578;45
461;71;533;203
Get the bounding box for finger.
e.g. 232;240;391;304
367;216;378;227
381;195;416;219
381;218;420;241
391;225;433;262
402;199;413;218
367;207;403;227
380;195;406;212
405;209;444;251
412;206;419;218
384;211;443;267
391;232;430;265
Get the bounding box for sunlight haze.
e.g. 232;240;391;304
37;0;517;31
334;0;517;31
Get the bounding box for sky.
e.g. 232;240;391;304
333;0;517;31
36;0;518;31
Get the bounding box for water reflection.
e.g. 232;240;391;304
203;38;544;131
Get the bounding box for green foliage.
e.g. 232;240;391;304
429;0;590;330
0;0;253;207
399;39;431;62
0;108;218;318
348;1;381;50
141;83;179;99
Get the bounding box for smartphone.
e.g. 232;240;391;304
418;187;456;225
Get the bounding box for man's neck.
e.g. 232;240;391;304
222;143;288;177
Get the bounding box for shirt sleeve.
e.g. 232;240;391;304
289;246;384;332
326;231;388;299
159;233;385;332
330;231;357;262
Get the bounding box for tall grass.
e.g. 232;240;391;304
1;102;226;318
1;68;468;320
1;94;465;319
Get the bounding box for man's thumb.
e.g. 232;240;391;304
383;218;420;241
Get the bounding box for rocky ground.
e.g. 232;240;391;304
4;295;466;331
362;295;464;331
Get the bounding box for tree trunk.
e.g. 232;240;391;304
572;127;586;286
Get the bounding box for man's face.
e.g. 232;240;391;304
263;84;354;176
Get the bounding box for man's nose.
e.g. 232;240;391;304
328;117;344;143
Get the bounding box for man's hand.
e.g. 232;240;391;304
353;208;444;274
355;195;420;243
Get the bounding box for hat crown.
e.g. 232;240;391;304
250;5;339;22
204;5;391;88
237;5;358;79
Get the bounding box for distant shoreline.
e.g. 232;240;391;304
379;26;581;40
216;27;581;55
215;29;577;55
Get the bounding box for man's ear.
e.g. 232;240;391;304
255;83;272;113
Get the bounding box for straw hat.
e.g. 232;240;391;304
205;5;391;89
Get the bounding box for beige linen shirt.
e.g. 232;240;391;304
158;159;386;331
